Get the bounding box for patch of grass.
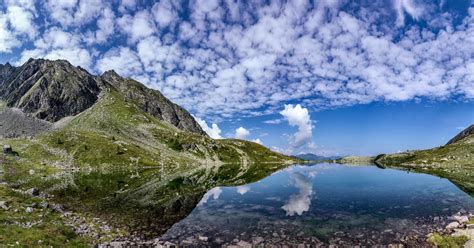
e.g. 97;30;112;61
468;216;474;225
427;233;468;248
0;185;90;247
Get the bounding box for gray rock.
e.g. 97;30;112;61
39;201;49;209
3;145;12;154
446;222;460;229
453;215;469;224
26;207;33;213
0;200;9;210
25;188;39;196
252;236;264;244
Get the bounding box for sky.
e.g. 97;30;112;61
0;0;473;156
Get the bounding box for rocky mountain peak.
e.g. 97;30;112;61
100;70;207;136
0;58;207;136
0;58;102;122
446;124;474;145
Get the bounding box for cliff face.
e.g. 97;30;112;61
0;58;206;135
0;59;101;122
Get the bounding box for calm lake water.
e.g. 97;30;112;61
159;163;474;246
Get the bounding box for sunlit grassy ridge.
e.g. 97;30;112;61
0;185;90;247
375;134;474;195
2;89;294;170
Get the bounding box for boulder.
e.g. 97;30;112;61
0;201;9;210
25;188;39;196
446;222;460;229
453;215;469;224
3;145;12;154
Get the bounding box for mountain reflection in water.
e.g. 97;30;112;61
4;162;473;245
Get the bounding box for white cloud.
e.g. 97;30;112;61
195;117;222;139
152;0;179;28
16;27;92;69
235;127;250;140
118;10;155;43
96;47;143;76
280;104;313;148
252;138;263;145
264;118;283;124
394;0;424;27
282;172;313;216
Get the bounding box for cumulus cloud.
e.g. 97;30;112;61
282;172;313;216
280;104;313;148
235;127;250;140
195;117;222;139
252;138;263;145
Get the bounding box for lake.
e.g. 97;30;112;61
158;163;474;246
2;162;473;246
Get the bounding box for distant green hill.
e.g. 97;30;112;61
375;126;474;194
292;153;340;162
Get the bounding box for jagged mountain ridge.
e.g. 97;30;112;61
0;58;205;135
446;124;474;145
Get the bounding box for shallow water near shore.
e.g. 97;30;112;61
159;163;474;246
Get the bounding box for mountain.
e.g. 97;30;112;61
0;59;204;135
0;58;296;245
446;124;474;145
293;153;340;161
375;125;474;194
0;58;295;167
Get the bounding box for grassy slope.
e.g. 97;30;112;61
0;185;90;247
2;89;294;170
375;135;474;195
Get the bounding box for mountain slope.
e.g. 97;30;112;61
447;124;474;145
0;59;205;135
0;58;295;168
0;59;101;122
375;125;474;194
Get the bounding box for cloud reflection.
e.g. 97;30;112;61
236;185;251;195
198;187;222;206
282;172;314;216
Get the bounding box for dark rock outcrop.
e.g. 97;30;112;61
446;124;474;145
0;63;16;83
0;59;101;122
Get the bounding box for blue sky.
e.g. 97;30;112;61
0;0;473;155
